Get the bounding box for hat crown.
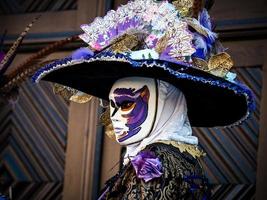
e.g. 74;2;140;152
79;0;234;80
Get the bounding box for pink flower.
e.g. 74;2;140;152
90;42;102;51
145;34;158;48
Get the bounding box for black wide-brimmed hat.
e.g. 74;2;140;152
32;0;255;128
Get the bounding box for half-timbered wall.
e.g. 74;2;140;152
0;0;266;199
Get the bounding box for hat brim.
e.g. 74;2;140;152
32;52;255;128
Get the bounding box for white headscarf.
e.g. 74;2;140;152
124;80;198;164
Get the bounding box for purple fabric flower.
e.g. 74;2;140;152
131;151;163;182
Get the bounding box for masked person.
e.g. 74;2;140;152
98;77;209;199
32;0;255;199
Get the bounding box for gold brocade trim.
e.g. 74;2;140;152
110;34;140;53
69;92;92;104
172;0;194;17
155;33;169;54
100;107;116;139
192;52;234;78
104;123;116;140
158;140;206;158
53;83;92;104
53;83;74;100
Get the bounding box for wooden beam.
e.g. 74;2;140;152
0;11;77;42
223;40;267;67
62;1;108;198
256;48;267;200
63;98;99;200
210;0;266;22
77;0;106;25
100;135;121;189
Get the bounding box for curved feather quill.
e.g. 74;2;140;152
0;15;41;76
0;35;79;93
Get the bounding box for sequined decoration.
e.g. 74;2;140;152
79;0;195;61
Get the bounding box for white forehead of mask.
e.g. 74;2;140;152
109;77;156;99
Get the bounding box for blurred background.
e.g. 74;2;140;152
0;0;266;199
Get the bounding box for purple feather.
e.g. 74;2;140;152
199;9;217;45
199;9;212;30
71;47;94;60
192;33;208;59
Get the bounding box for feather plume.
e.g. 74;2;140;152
199;9;212;30
185;17;217;44
192;33;208;59
0;15;41;76
0;35;79;93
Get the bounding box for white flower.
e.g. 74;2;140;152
225;72;237;82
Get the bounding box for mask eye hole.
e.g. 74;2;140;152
110;100;116;108
120;101;135;111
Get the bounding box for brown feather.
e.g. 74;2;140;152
0;15;41;75
0;35;79;93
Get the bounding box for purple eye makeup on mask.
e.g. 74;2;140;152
112;85;150;142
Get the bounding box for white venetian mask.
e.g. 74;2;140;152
109;77;157;145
